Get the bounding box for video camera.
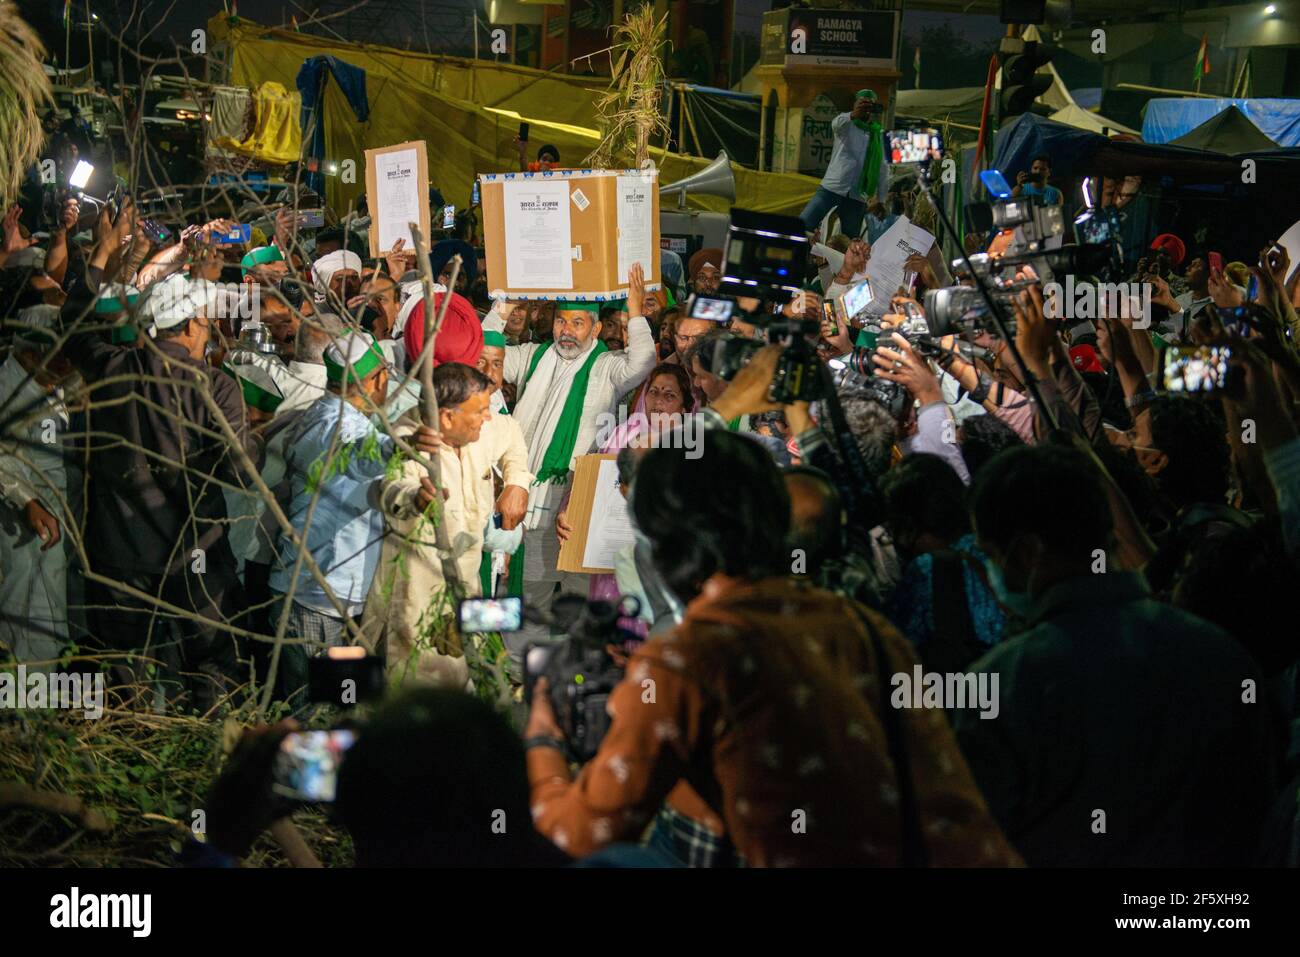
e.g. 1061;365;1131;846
459;594;643;762
698;208;823;403
922;253;1033;338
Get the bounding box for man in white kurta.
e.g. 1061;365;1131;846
363;365;533;688
0;307;72;666
503;276;657;660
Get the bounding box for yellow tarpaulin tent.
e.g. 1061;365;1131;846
209;17;819;218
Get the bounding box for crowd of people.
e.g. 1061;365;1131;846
2;120;1300;868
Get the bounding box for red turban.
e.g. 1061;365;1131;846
403;291;484;369
1149;233;1186;269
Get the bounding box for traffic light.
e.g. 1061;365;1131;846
999;40;1053;121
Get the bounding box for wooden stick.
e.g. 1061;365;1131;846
0;781;111;832
404;224;467;597
269;819;323;868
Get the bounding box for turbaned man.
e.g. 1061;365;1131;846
502;263;656;665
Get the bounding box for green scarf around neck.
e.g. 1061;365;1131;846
852;118;884;199
524;338;609;485
502;339;608;598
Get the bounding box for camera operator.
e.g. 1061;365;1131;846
524;428;1019;866
1011;155;1062;208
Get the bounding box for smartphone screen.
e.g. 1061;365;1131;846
216;224;251;245
298;209;325;229
442;204;456;229
839;280;873;321
690;296;734;322
271;730;357;803
1161;344;1232;395
458;596;523;633
471;180;481;206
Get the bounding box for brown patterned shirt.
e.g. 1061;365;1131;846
528;575;1022;866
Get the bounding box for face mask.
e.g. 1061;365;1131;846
985;560;1034;620
631;527;685;626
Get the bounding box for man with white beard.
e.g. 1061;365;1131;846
502;264;656;665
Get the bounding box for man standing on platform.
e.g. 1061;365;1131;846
799;89;890;239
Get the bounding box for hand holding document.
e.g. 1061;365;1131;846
557;455;635;574
865;216;936;315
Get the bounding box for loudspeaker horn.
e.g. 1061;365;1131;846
659;151;735;209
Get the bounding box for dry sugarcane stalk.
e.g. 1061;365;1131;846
583;7;670;170
0;3;53;206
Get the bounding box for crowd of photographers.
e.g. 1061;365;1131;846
3;128;1300;866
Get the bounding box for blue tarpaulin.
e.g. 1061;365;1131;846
1143;98;1300;148
297;56;370;196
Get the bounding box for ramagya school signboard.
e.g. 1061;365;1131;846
760;9;900;70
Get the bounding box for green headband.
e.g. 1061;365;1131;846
96;293;139;314
483;330;506;348
240;245;285;277
323;340;386;385
556;300;601;314
222;363;285;413
856;89;877;101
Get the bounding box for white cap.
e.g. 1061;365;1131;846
310;250;364;301
15;304;61;346
144;274;210;330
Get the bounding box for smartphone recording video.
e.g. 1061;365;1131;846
215;224;251;245
442;205;456;230
298;209;325;229
271;729;357;803
1161;344;1233;395
689;296;735;322
458;596;523;634
888;128;942;166
838;280;873;323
